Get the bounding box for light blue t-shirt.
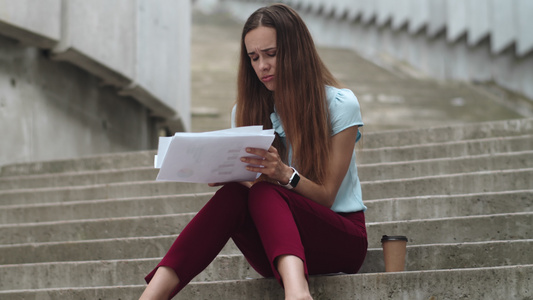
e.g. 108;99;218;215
231;85;366;213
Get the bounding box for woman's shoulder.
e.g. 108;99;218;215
325;85;360;110
325;85;363;134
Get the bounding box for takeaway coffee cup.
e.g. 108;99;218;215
381;235;408;272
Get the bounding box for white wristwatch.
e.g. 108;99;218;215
279;167;300;190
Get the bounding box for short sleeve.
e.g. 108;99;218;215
327;87;364;136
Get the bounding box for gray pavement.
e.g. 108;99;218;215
190;10;527;133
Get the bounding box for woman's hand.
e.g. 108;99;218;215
241;146;293;184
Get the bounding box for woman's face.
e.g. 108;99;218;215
244;26;277;91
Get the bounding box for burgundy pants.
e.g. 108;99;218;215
145;182;368;298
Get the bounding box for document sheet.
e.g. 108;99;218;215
155;126;275;183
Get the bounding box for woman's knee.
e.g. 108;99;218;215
248;181;283;210
249;180;272;190
208;182;249;210
214;182;248;200
249;181;277;198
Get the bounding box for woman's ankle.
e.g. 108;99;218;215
284;290;313;300
276;255;313;300
139;266;179;299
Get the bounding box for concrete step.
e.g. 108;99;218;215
2;213;530;268
1;118;530;179
1;239;531;290
0;193;213;224
358;150;533;181
357;134;533;164
362;117;533;148
0;167;159;190
0;118;530;298
1;188;529;263
0;181;213;206
360;239;533;273
0;236;240;265
366;212;533;247
1;265;530;299
365;190;533;222
2;168;530;206
0;212;199;244
2;186;531;235
362;168;533;200
2;147;529;192
177;265;533;300
0;256;261;291
0;150;156;177
2;210;530;247
3;188;530;226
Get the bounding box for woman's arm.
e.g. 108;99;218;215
242;125;358;208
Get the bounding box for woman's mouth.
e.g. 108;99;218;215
262;75;274;82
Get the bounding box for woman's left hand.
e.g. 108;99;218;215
241;146;292;184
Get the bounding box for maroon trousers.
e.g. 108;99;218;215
145;182;368;298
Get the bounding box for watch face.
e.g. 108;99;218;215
290;172;300;188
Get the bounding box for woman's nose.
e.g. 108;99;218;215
259;58;270;70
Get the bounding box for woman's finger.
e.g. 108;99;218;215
245;147;268;158
267;145;278;154
241;156;265;166
242;146;286;180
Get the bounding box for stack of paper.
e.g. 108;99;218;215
155;126;275;183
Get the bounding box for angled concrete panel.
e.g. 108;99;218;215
466;0;490;46
376;0;393;27
490;0;516;54
360;0;376;24
391;0;409;30
283;0;296;6
121;0;191;128
281;0;533;102
308;0;321;13
408;0;429;34
52;0;136;87
0;0;61;48
427;0;446;37
322;0;335;16
446;0;468;42
0;35;158;167
516;0;533;56
345;0;362;21
333;0;350;19
294;0;312;12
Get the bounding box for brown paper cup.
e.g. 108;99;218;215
381;235;408;272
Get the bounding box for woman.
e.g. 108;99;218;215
140;4;367;300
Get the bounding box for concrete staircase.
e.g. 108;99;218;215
0;118;532;299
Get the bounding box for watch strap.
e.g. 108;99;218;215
280;167;300;189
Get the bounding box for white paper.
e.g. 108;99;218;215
155;126;275;183
155;136;172;168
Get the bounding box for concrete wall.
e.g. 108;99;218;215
0;35;157;166
221;0;533;101
51;0;191;124
0;0;190;166
0;0;61;48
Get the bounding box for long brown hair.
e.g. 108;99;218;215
235;4;340;184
